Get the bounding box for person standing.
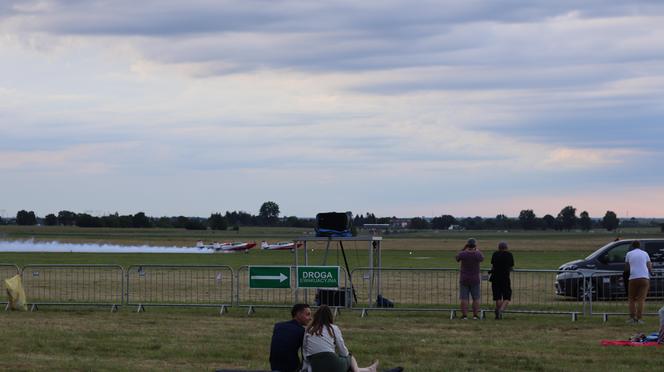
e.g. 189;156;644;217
490;241;514;320
625;241;653;324
456;238;484;320
269;303;312;372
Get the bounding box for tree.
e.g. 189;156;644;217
225;211;254;226
16;210;37;225
75;213;102;227
208;213;228;230
556;206;577;230
185;218;207;230
461;216;485;230
518;209;537;230
495;214;511;230
155;217;173;228
579;211;592;231
173;216;190;228
602;211;620;231
259;201;280;225
409;217;430;229
132;212;152;228
57;210;77;226
431;215;457;230
44;214;58;226
541;214;556;230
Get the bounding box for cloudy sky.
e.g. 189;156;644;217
1;0;664;218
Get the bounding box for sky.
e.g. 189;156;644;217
1;0;664;219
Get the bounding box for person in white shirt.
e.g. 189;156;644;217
302;305;378;372
625;240;654;324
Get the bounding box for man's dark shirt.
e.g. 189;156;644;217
269;319;304;372
491;251;514;281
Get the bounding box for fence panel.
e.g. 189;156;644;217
499;269;585;314
236;266;349;309
1;264;21;305
351;268;585;315
21;264;123;309
589;269;664;316
351;268;460;310
126;265;234;310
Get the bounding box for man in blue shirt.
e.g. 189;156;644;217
269;304;311;372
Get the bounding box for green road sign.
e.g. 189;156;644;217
249;266;291;289
297;266;340;288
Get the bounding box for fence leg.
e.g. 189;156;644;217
571;312;578;322
111;304;118;313
136;304;145;313
333;307;339;318
4;303;9;312
603;313;608;323
480;310;486;320
247;306;255;316
361;309;368;318
219;305;228;315
30;304;38;312
449;310;456;320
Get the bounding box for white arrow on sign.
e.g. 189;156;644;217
251;273;288;283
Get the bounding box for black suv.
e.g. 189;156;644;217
555;239;664;300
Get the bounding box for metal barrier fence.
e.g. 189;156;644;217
7;263;664;319
588;269;664;317
21;265;124;311
1;264;21;306
351;268;586;317
126;265;234;313
235;266;349;313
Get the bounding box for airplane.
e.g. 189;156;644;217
196;241;256;253
260;241;302;251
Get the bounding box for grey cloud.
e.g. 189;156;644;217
6;0;664;75
18;1;664;36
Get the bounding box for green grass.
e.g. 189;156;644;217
1;226;663;371
0;249;586;270
0;308;661;371
3;224;646;269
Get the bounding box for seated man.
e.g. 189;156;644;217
269;303;311;372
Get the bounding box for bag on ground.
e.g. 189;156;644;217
4;274;28;311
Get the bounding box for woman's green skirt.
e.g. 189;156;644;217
307;352;351;372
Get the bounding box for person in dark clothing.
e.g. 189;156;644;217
490;241;514;319
269;303;312;372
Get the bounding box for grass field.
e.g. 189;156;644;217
1;226;663;371
1;309;662;371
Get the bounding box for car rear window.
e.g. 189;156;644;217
644;242;664;263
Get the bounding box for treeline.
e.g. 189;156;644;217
2;204;663;232
1;201;314;230
359;206;662;232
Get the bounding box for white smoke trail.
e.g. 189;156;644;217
0;239;215;254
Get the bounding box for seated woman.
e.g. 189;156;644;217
303;305;378;372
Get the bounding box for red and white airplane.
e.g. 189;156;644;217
196;241;256;253
260;241;302;251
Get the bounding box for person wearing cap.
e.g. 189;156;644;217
625;240;653;324
455;238;484;320
489;241;514;319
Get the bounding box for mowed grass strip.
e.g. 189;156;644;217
0;249;611;270
0;308;662;371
